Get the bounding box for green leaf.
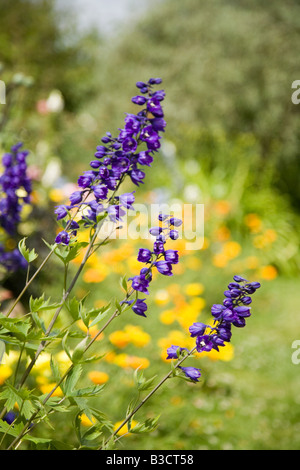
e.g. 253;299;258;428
133;368;157;391
0;313;31;340
62;332;72;360
29;294;61;313
130;415;160;434
72;336;89;363
65;297;80;321
64;364;83;396
89;303;111;328
21;399;36;420
50;355;61;383
18;237;38;263
70;384;105;398
120;275;128;293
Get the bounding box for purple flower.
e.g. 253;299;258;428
69;191;83;206
189;322;208;337
93;184;109;200
122;137;138;153
54;205;68;220
131;95;147;105
196;335;214;353
129;273;150;294
107;205;126;222
164;249;179;264
137;248;152;263
149;226;163;236
3;411;16;425
147;98;164;117
53;78;166;244
153;240;165;254
131;298;148;317
155;260;173;276
137;151;153;166
169;217;183;227
55;230;70;245
166;345;188;360
169;229;179;240
179;367;201;382
118;192;135;210
130;169;145;186
78;171;95;188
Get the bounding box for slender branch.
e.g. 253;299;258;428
5;247;55;318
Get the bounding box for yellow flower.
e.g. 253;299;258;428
124;325;151;348
245;256;259;269
77;320;104;341
200;342;234;361
109;330;130;349
214;200;231;216
31;352;51;377
80;414;96;427
185;256;202;271
223;241;241;259
39;383;63;397
214;225;231;241
0;365;13;385
48;188;64;203
2;350;19;366
184;283;204;296
114;420;138;436
212;253;228;268
112;354;150;370
88;371;109;385
83;266;108;283
126;355;150;370
154;289;170;306
160;309;176;325
189;297;206;311
259;265;278;280
264;229;277;243
244;213;262;233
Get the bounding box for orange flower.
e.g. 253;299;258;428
259;265;278;280
88;371;109;385
223;241;241;259
244;213;262;233
214;200;231;216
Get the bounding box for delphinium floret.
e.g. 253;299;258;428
54;78;166;245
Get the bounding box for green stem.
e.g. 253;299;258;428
5;247;55;318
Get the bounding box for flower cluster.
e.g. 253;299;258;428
126;214;182;317
0;142;32;271
166;275;261;382
54;78;166;245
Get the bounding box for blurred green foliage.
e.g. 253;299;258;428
92;0;300;210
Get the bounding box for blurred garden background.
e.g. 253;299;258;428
1;0;300;450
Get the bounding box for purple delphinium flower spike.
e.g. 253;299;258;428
130;214;182;317
54;78;166;245
165;276;261;383
0;143;32;272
